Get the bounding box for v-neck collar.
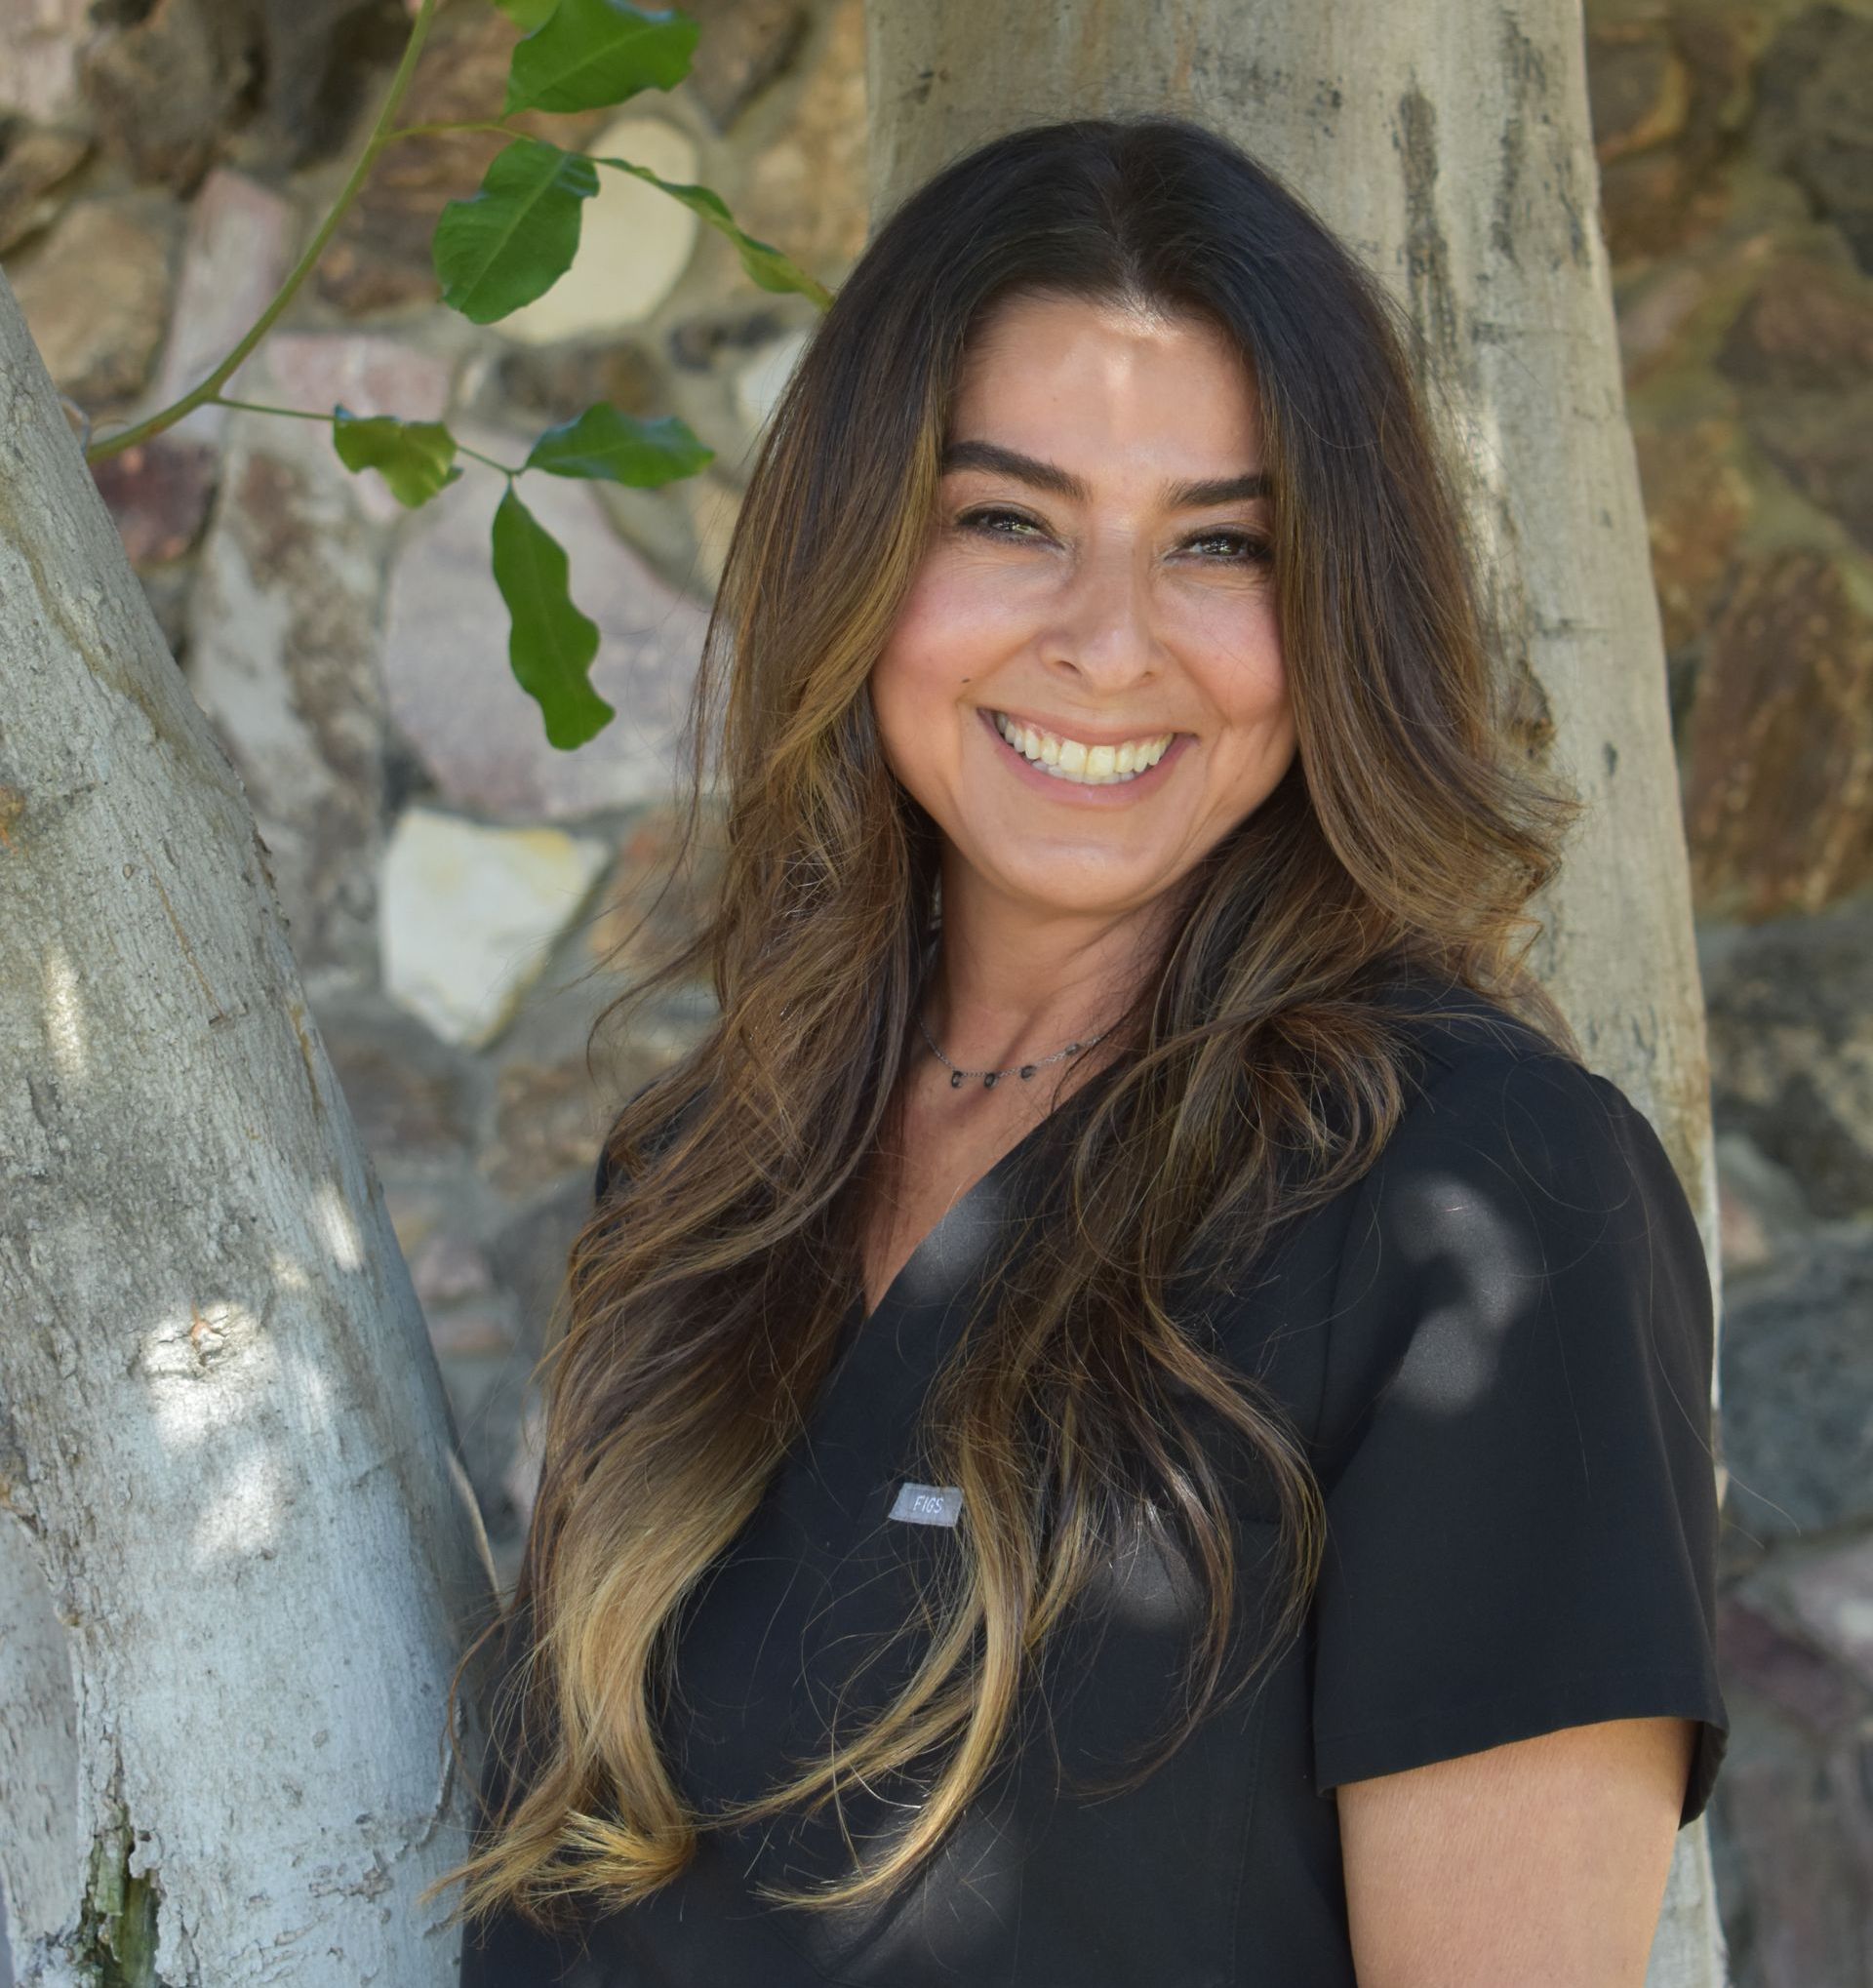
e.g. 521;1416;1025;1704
857;1083;1098;1326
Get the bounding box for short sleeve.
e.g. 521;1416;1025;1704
1309;1048;1730;1826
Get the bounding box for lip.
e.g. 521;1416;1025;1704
976;706;1192;805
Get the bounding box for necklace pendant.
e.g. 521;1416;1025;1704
982;1071;999;1089
949;1069;965;1088
1018;1064;1036;1079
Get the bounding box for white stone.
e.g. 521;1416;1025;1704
380;808;612;1048
498;116;700;344
733;326;811;438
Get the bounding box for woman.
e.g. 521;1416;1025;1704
437;114;1729;1985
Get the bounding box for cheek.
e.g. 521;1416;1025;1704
1185;594;1291;726
872;564;1005;733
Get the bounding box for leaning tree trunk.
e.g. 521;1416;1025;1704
864;5;1728;1984
0;275;493;1982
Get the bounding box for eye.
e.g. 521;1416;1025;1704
1181;529;1272;564
957;505;1047;541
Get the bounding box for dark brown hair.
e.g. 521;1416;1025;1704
426;111;1581;1932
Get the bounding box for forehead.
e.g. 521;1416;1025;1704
950;291;1261;467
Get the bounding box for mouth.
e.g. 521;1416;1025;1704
986;709;1179;784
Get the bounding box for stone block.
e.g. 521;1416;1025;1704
0;128;90;255
0;0;94;124
1717;252;1873;396
1778;1534;1873;1696
79;0;252;193
1631;417;1751;658
316;993;478;1160
143;168;299;446
682;0;809;133
1717;1593;1862;1739
1685;551;1873;918
736;0;867;281
379;807;613;1048
1755;7;1873;276
1703;904;1873;1221
7;195;179;408
1718;1226;1873;1546
89;435;219;569
1587;25;1691;164
258;330;456;523
485;1055;614;1200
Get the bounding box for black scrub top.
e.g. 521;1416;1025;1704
459;990;1730;1987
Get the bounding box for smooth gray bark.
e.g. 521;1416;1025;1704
864;6;1729;1982
0;272;494;1983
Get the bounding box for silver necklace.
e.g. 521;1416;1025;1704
914;1005;1116;1090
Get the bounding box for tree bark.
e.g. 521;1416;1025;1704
0;274;494;1983
863;6;1728;1984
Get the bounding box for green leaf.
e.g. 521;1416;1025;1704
504;0;697;115
491;487;613;749
523;404;712;486
593;155;833;309
330;408;463;507
492;0;559;27
433;139;599;324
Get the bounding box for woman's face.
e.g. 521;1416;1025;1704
870;290;1297;925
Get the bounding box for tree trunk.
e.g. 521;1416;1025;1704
0;273;494;1983
863;5;1728;1983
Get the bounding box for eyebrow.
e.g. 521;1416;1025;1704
938;438;1270;510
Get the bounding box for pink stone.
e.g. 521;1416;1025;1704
1717;1594;1859;1736
1780;1534;1873;1695
252;333;457;526
410;1231;495;1308
147;170;299;444
90;435;219;568
258;331;454;424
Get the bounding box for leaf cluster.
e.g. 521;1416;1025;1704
324;0;828;747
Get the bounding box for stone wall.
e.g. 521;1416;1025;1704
1;1;1869;1979
1592;7;1873;1978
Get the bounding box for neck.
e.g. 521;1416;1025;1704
923;852;1179;1070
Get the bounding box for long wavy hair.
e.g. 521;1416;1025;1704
426;111;1584;1934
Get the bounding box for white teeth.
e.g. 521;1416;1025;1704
991;711;1175;785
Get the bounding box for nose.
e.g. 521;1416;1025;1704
1038;537;1161;689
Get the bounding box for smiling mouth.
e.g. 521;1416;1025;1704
989;710;1177;785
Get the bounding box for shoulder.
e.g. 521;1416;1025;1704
1318;989;1712;1468
1372;981;1687;1239
1359;972;1671;1211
